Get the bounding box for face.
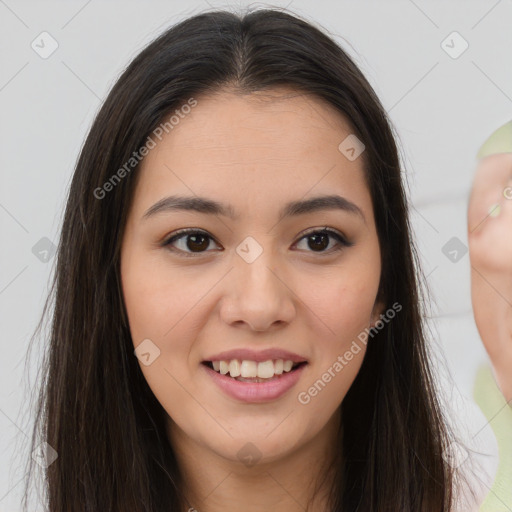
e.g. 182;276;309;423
120;87;383;466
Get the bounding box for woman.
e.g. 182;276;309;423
24;8;460;511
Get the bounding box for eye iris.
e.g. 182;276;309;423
308;233;329;251
187;233;209;252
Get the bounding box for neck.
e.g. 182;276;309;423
169;410;342;512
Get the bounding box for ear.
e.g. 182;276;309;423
370;299;386;327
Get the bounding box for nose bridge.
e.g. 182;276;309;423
235;233;281;295
220;234;295;330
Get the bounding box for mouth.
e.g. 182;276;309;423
200;358;308;402
201;359;308;383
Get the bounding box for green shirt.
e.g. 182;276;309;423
473;364;512;511
476;120;512;157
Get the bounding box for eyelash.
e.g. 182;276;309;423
161;227;353;258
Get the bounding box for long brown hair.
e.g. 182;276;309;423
23;8;456;511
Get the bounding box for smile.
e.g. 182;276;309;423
204;358;306;380
201;360;308;402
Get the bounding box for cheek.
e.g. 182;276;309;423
294;287;372;425
295;253;380;396
121;248;201;344
304;277;375;371
121;251;208;428
299;255;381;338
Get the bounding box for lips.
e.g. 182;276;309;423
201;360;307;402
199;348;308;402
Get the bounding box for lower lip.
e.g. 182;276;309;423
201;363;307;403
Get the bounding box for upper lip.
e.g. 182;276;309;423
204;348;308;363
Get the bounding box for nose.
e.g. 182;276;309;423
219;254;296;332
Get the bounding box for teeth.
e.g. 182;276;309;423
220;361;229;375
240;360;257;378
257;360;274;379
209;358;301;379
229;359;241;377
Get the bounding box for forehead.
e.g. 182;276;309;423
151;87;356;158
132;87;370;217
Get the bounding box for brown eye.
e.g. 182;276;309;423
306;232;330;251
294;228;352;254
162;229;219;256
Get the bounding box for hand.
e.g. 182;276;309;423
468;152;512;402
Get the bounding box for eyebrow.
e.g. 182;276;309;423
142;194;365;222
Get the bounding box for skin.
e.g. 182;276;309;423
120;87;384;512
468;152;512;402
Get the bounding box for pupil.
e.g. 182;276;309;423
309;233;328;251
187;234;209;252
